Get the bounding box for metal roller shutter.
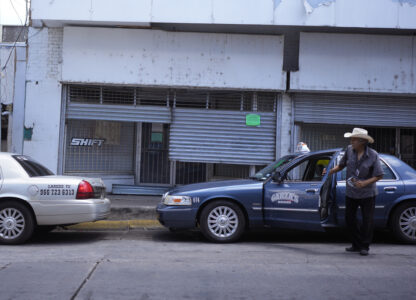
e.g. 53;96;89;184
170;108;276;165
294;94;416;127
66;102;171;123
65;85;171;123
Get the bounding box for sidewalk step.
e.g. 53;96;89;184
112;185;170;195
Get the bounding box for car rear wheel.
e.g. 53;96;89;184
391;201;416;244
0;201;35;245
200;200;246;243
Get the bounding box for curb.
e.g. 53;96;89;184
66;219;162;230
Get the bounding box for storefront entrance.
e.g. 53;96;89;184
139;123;170;184
62;84;279;191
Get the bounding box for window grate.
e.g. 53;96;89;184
137;88;169;106
257;92;276;112
67;85;277;112
175;90;207;109
176;162;206;185
102;87;134;105
212;164;249;179
69;85;100;103
209;91;251;111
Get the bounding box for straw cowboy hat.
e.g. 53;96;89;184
344;128;374;144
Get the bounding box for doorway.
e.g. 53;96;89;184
139;123;170;184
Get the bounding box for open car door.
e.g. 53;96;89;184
263;150;341;231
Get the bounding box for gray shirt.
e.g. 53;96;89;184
338;145;384;199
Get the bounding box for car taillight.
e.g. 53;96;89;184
76;180;94;199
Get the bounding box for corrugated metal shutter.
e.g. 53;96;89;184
300;124;351;152
169;108;276;165
294;94;416;127
66;102;171;123
64;119;135;174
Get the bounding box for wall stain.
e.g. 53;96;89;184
273;0;282;10
392;0;416;6
304;0;336;14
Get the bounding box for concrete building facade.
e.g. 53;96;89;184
25;0;416;192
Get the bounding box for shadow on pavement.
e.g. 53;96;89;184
25;227;399;246
27;230;113;245
151;228;398;245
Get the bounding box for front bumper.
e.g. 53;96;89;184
33;198;111;225
156;203;198;229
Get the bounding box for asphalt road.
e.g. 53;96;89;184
0;228;415;300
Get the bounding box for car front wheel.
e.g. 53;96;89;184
200;200;246;243
391;201;416;244
0;201;35;245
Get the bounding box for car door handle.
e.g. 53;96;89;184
384;186;397;192
305;188;319;193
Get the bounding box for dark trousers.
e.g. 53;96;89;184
345;196;376;251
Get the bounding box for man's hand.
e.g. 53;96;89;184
327;165;343;176
354;180;366;188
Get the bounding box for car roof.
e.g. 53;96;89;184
0;152;17;158
292;148;343;157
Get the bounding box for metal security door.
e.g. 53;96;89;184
140;123;170;184
170;108;276;165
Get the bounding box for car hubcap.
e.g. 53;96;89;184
399;207;416;240
0;208;25;240
207;206;238;238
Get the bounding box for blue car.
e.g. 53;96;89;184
157;149;416;243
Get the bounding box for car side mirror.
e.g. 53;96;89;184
272;171;283;183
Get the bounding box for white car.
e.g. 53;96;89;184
0;153;111;244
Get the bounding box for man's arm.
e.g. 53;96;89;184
354;175;383;188
328;165;344;175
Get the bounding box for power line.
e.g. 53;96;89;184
0;0;29;72
8;0;25;26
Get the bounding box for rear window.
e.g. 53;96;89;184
13;155;54;177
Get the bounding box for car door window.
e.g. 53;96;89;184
286;156;331;182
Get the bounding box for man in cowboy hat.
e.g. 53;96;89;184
328;128;384;256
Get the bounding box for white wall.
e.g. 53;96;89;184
62;27;286;91
24;28;63;173
0;45;15;105
32;0;416;29
291;33;416;94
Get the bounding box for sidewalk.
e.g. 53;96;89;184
67;194;163;230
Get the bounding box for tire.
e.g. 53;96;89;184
199;200;246;243
0;201;35;245
391;201;416;244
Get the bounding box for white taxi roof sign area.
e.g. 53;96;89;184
296;142;310;153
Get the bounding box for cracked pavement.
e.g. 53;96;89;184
0;228;415;300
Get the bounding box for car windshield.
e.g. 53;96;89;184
252;155;297;180
13;155;54;177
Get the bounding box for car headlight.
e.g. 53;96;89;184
163;195;192;206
